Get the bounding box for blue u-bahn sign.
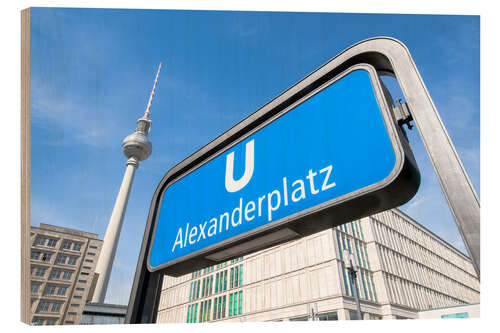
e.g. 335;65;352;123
147;64;420;275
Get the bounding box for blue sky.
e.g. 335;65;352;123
29;8;479;305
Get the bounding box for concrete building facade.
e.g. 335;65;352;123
80;303;127;325
156;209;479;322
29;224;103;325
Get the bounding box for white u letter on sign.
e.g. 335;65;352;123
225;139;254;193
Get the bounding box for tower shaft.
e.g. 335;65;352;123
92;157;139;303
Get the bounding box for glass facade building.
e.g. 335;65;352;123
157;209;479;322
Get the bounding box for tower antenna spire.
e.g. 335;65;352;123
144;62;162;119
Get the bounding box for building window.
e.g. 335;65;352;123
61;240;72;250
46;318;56;325
362;245;371;269
36;301;50;312
188;303;196;323
67;256;77;265
34;236;47;246
216;297;222;320
369;274;378;302
290;316;308;321
198;302;205;323
336;231;343;259
360;271;369;300
364;272;373;301
51;302;62;313
71;303;79;307
31;282;40;294
57;286;68;296
232;292;237;316
234;266;239;287
73;243;82;251
83;266;92;270
85;259;93;263
357;221;365;240
62;271;73;280
191;281;197;300
222;295;226;318
318;312;338;321
55;254;67;264
31;318;44;325
81;272;89;276
44;285;56;295
66;321;74;324
212;298;218;321
238;290;243;315
89;245;98;249
31;250;41;260
50;269;62;279
223;270;227;291
40;252;52;262
87;252;96;256
199;299;212;323
34;267;47;277
47;238;58;247
215;273;219;293
74;295;82;299
78;279;87;283
68;311;77;315
76;287;85;291
228;294;233;316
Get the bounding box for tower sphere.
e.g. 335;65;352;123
122;118;152;161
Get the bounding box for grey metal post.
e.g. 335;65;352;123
348;269;363;320
344;250;362;320
307;303;318;321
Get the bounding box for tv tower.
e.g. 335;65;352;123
92;63;162;303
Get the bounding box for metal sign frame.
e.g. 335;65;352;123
125;37;480;324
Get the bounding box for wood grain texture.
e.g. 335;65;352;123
21;7;31;325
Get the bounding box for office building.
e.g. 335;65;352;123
156;208;479;322
80;303;127;325
29;223;103;325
